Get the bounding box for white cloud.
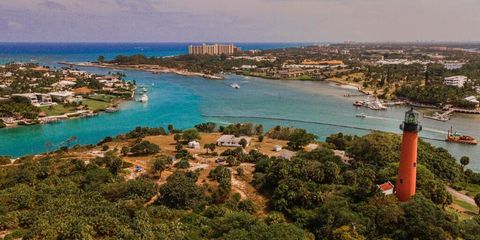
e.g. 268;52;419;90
0;0;479;42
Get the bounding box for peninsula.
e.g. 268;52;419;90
0;63;135;128
0;122;479;239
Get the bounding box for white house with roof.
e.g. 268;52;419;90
465;96;479;105
377;181;395;195
188;141;201;149
444;75;468;88
12;93;54;106
216;135;251;147
49;91;74;103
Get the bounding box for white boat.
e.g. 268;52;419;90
138;93;149;102
142;87;148;92
244;76;251;80
356;113;366;119
231;83;240;89
105;107;118;113
367;97;387;110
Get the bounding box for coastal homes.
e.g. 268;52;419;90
216;135;251;147
276;68;306;79
444;75;468;88
49;91;74;103
52;80;76;89
12;93;54;107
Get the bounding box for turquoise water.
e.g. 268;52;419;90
0;43;479;171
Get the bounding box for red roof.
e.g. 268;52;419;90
378;181;394;191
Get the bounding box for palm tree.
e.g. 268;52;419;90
460;156;470;171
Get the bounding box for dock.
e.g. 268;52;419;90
451;108;480;114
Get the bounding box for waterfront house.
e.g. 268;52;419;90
276;68;305;79
216;135;251;147
465;96;479;105
49;91;74;103
377;181;395;195
12;93;54;106
444;76;468;88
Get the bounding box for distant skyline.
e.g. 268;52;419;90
0;0;479;43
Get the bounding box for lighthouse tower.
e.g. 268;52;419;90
396;108;422;202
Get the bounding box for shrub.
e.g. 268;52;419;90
130;141;160;155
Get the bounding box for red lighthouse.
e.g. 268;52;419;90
396;108;422;202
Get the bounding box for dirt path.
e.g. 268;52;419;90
447;186;476;206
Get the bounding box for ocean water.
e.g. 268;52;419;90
0;43;479;171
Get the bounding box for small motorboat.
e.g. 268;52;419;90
231;83;240;89
138;93;149;102
356;113;366;119
353;100;364;107
105;107;118;113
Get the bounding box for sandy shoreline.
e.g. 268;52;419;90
59;62;224;80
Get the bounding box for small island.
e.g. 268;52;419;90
0;63;135;128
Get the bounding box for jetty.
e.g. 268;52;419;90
451;108;480;114
343;93;365;97
424;109;453;122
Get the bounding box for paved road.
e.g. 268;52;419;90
446;186;476;206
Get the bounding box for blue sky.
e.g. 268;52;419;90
0;0;479;42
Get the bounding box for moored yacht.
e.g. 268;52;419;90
138;93;149;102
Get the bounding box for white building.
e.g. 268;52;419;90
443;61;464;70
188;141;200;149
465;96;479;104
216;135;251;147
444;75;468;88
12;93;54;106
273;145;282;152
49;91;74;102
377;181;394;195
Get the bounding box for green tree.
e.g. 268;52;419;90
97;55;105;63
104;152;124;175
239;138;248;149
121;146;130;156
150;157;170;178
174;133;182;143
130;141;160;155
182;128;201;142
460;156;470;171
158;171;205;209
287;129;317;150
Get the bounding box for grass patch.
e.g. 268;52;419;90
295;75;312;81
453;198;478;213
88;94;116;102
462;183;480;197
82;99;111;111
40;105;76;116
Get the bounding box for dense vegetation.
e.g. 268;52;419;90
108;54;276;74
0;126;479;239
0;96;40;119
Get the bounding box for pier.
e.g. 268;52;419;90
452;108;480;114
